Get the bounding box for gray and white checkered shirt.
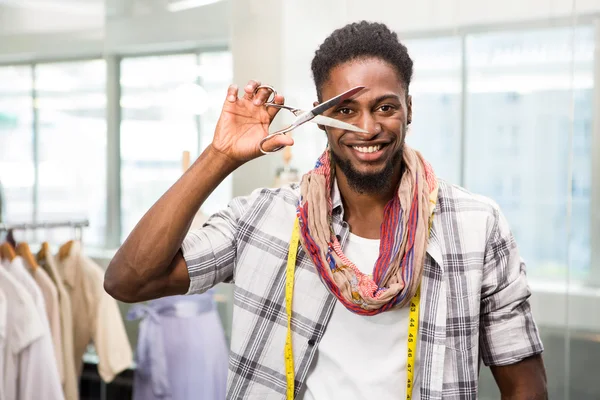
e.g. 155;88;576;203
182;180;543;399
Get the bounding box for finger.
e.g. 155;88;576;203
253;86;273;106
225;84;238;103
243;80;261;101
260;134;294;154
267;94;285;119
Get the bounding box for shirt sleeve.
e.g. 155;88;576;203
479;205;544;366
92;267;133;383
35;270;64;384
181;189;260;295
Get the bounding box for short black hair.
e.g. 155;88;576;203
311;21;413;101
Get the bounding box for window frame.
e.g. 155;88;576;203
0;46;229;249
397;19;599;286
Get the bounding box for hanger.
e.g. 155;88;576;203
6;229;16;248
58;240;75;262
0;242;16;262
37;242;50;263
16;242;38;272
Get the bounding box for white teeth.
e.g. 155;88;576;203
353;145;382;153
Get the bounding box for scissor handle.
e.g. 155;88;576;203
253;84;277;104
254;85;291;154
259;125;296;155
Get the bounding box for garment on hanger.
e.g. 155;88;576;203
56;240;132;382
5;229;16;248
16;243;38;274
38;246;79;400
4;256;49;330
0;263;64;400
0;180;5;223
0;289;7;400
127;292;228;400
0;242;16;261
21;250;64;385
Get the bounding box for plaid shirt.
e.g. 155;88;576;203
182;180;543;400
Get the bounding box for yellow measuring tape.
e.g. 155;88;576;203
406;286;420;399
284;217;421;400
284;218;300;400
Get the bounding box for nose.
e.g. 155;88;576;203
357;112;382;139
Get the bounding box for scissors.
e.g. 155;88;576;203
255;85;368;154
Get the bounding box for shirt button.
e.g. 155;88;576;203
308;339;316;346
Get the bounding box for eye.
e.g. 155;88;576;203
378;104;396;112
337;107;353;115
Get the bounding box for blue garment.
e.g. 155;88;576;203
127;292;228;400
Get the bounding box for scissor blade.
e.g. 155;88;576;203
309;86;365;117
312;115;368;133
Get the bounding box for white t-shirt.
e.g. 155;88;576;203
304;233;419;400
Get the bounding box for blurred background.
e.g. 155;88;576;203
0;0;598;399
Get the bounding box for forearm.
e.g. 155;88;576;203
105;145;241;302
500;383;548;400
492;355;548;400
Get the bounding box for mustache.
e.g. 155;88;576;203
330;145;404;194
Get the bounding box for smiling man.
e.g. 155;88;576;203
105;21;547;399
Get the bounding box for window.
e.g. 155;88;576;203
0;66;34;224
120;54;200;241
36;60;107;247
463;26;594;281
404;37;463;184
197;51;233;215
120;52;233;241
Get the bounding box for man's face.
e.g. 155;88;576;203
318;57;411;194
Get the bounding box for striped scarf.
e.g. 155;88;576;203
297;146;438;315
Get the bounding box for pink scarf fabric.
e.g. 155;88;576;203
297;146;438;315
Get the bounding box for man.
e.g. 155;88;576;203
105;21;547;399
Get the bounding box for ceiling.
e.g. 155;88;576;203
0;0;103;15
0;0;224;17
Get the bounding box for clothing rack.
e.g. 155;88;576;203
0;220;90;232
0;220;90;242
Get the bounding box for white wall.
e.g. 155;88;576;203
2;0;598;60
0;0;229;61
346;0;600;33
0;0;597;62
104;0;229;53
0;4;103;35
0;3;104;62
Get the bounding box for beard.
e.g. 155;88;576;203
330;141;404;195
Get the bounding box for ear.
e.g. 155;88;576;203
407;95;413;125
313;101;327;132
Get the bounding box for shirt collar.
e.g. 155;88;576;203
331;179;344;215
426;188;444;270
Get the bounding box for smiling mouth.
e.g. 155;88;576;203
351;144;389;154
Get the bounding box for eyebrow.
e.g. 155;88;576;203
338;94;402;106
